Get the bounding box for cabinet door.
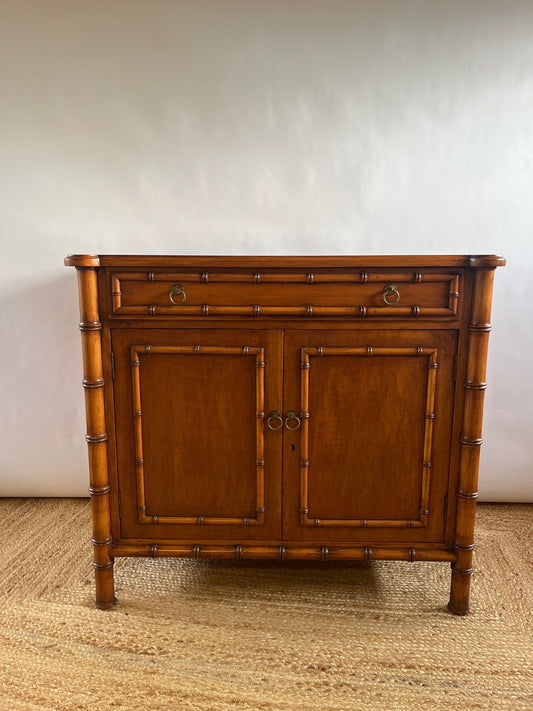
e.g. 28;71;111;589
283;330;457;543
112;329;283;541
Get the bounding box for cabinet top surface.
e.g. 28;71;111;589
65;254;506;269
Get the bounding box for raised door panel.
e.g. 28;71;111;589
283;330;457;543
112;329;283;540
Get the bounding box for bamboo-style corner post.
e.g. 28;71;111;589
448;266;496;615
75;264;116;609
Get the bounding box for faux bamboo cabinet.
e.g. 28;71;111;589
65;254;505;614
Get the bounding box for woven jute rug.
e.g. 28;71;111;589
0;499;531;710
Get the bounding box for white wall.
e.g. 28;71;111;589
1;0;531;500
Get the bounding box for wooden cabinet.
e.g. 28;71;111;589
65;254;505;614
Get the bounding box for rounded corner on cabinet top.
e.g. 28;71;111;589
469;255;506;268
65;254;101;268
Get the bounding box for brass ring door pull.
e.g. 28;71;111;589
169;284;187;304
383;283;400;305
266;410;283;431
284;410;301;431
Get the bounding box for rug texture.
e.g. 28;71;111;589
0;499;531;710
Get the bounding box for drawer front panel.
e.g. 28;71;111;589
110;270;461;319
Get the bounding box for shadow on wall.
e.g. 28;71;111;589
0;274;89;496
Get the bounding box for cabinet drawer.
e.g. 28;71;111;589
110;270;461;319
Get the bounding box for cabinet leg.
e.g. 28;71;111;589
76;266;116;611
447;565;471;615
93;535;116;610
94;561;116;610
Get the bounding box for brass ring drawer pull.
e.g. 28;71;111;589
169;284;186;304
383;283;400;305
266;410;283;431
284;410;301;431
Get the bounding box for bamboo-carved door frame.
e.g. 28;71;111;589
297;345;439;529
130;344;267;527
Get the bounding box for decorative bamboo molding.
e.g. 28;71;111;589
110;542;456;563
111;271;461;319
130;344;267;526
75;267;115;610
114;305;458;318
112;270;459;285
298;346;438;529
448;267;497;616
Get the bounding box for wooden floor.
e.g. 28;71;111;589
0;498;532;710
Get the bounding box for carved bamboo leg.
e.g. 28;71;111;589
448;267;496;615
76;267;115;610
